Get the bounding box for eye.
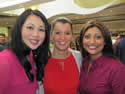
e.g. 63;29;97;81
55;31;60;34
65;31;72;35
95;35;103;39
39;28;45;32
84;35;90;39
26;26;33;30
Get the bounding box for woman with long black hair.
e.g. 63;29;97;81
0;9;51;94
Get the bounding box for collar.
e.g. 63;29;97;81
82;55;107;71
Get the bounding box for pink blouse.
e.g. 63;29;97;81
0;49;39;94
79;55;125;94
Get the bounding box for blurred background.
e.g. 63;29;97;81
0;0;125;49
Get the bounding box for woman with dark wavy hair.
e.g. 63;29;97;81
0;9;50;94
79;20;125;94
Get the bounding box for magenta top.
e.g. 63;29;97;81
0;49;39;94
79;55;125;94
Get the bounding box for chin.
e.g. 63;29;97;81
60;48;69;51
30;46;38;50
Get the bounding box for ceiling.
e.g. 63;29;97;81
0;1;125;39
74;0;125;8
0;0;124;18
0;0;55;16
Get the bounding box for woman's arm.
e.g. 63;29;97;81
0;56;9;94
109;62;125;94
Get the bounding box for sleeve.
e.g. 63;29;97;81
70;49;82;72
109;63;125;94
119;43;125;64
0;55;9;94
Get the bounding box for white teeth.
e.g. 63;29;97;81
89;46;96;49
31;40;38;43
60;42;65;45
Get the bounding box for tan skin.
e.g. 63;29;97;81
82;27;105;72
21;14;46;50
21;14;46;61
51;22;73;69
0;35;5;43
51;22;73;59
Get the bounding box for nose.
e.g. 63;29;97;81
32;30;39;37
89;37;95;44
60;33;65;40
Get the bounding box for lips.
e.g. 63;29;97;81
88;46;97;50
30;39;39;45
59;41;65;45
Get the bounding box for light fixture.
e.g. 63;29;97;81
25;5;38;10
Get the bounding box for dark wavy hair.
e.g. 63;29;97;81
79;20;114;58
8;9;51;82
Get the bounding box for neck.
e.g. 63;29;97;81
89;53;103;62
52;47;70;59
87;53;103;72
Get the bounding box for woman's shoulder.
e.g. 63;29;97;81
68;48;81;54
68;48;82;72
68;48;82;57
104;56;121;63
0;49;12;79
0;49;21;73
0;49;16;62
0;48;12;55
103;56;125;69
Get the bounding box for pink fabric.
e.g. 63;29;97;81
79;55;125;94
0;49;39;94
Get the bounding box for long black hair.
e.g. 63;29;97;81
8;9;51;82
79;20;114;58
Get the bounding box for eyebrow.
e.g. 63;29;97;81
25;23;45;28
39;25;45;28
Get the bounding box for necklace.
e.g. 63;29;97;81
59;62;64;71
52;50;70;71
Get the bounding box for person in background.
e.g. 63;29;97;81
43;17;82;94
0;33;6;45
111;32;120;44
75;36;80;51
113;33;124;57
0;44;4;51
116;35;125;64
79;20;125;94
0;33;6;51
0;9;50;94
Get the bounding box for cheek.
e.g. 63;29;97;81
101;42;105;49
52;34;60;41
21;28;30;39
52;35;57;42
68;36;73;41
82;39;87;46
40;32;46;40
83;39;89;50
99;40;105;46
21;31;26;40
66;35;73;41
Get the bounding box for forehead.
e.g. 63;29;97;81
85;26;102;35
54;22;71;29
24;14;44;26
